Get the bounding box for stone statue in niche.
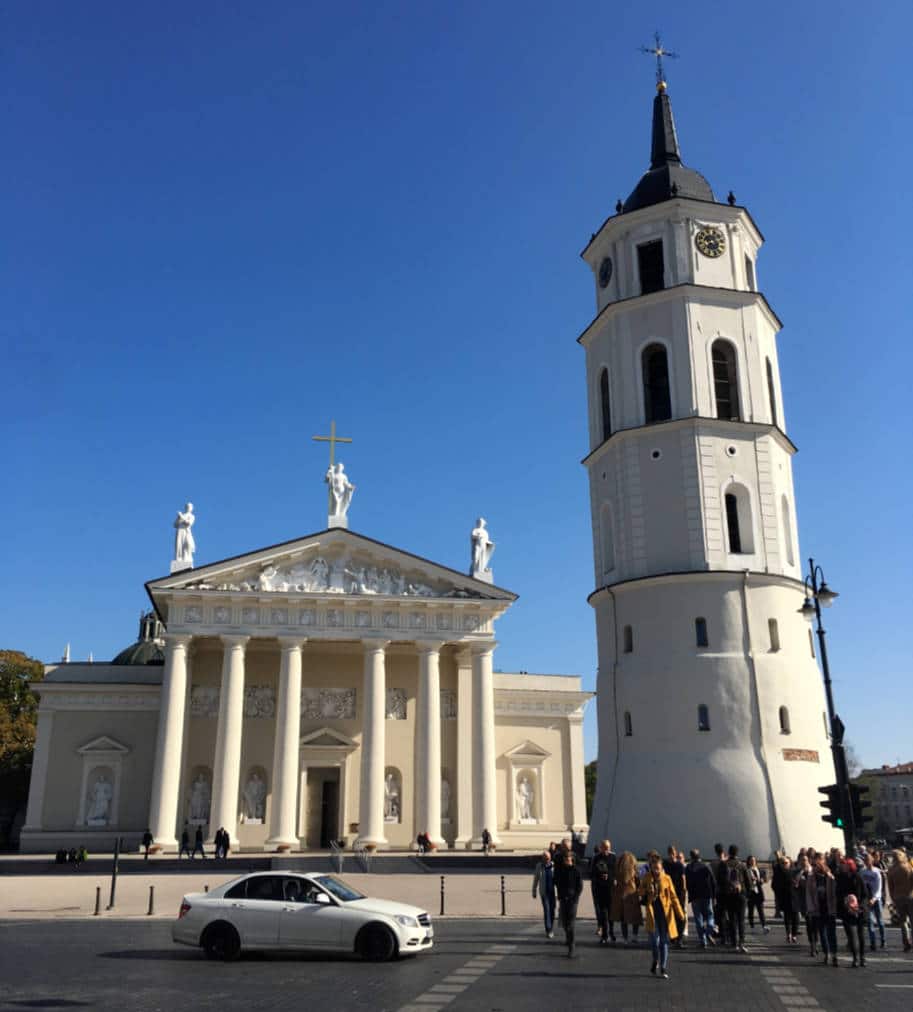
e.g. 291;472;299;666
326;462;356;518
242;772;266;823
441;778;451;821
173;503;196;567
189;773;211;823
517;776;535;822
86;774;113;825
384;772;400;822
470;517;495;580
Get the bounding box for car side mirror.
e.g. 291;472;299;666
315;892;332;904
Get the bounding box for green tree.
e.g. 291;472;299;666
585;759;598;821
0;650;44;848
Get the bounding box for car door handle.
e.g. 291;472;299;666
231;902;243;908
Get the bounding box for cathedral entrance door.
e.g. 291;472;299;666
320;778;339;848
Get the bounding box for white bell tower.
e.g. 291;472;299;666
583;77;840;856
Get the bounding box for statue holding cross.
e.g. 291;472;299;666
313;420;356;528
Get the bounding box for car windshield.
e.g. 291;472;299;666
312;875;366;902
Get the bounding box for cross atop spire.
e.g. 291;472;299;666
639;31;678;91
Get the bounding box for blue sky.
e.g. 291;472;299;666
3;1;911;767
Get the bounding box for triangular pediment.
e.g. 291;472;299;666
77;735;130;755
147;527;516;605
300;727;357;750
503;739;552;760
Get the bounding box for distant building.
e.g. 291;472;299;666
857;762;913;838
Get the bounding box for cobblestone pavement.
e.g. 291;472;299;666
1;918;910;1011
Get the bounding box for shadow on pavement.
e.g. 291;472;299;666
5;1002;92;1009
97;948;358;964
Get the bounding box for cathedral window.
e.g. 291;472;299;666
779;706;791;734
768;618;780;652
599;368;612;440
745;255;756;291
695;617;709;648
724;484;754;554
600;505;615;577
623;625;633;653
623;711;633;737
642;343;672;423
711;340;740;420
781;496;795;566
697;704;711;732
637;240;665;295
766;358;778;427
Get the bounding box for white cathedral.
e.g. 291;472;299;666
22;73;840;859
583;78;840;857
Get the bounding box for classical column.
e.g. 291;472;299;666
147;634;192;851
472;641;499;845
22;707;55;832
567;714;588;831
416;640;445;848
208;635;249;848
266;636;305;851
357;639;389;849
453;648;473;848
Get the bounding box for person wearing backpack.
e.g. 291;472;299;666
721;844;750;952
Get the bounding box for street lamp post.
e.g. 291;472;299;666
799;558;855;854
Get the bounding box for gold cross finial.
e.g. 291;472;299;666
639;31;678;90
312;419;353;468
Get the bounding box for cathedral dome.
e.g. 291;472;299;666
622;87;714;214
111;611;165;665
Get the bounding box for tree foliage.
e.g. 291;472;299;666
0;650;44;793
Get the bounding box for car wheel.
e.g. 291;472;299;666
356;923;397;962
202;922;241;962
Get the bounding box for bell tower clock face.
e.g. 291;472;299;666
598;256;613;288
695;226;726;258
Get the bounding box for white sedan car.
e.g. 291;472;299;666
172;871;432;961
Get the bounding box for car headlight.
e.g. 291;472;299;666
394;915;419;927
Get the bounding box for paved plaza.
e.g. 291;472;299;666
1;914;910;1011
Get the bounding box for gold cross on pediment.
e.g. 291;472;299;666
312;420;353;468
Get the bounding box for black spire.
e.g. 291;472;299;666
622;84;714;214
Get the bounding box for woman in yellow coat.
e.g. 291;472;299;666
640;851;685;979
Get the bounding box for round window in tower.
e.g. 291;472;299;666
726;445;738;457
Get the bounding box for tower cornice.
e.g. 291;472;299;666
581;416;797;469
576;283;782;348
587;569;808;606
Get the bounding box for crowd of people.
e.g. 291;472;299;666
531;835;913;980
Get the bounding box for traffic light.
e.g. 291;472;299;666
818;783;843;827
849;784;871;828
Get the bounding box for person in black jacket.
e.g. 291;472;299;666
720;844;750;952
685;849;716;948
141;828;153;860
663;845;687;946
557;851;584;957
835;858;870;967
590;840;617;945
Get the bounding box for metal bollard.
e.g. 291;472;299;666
94;886;101;916
500;875;506;916
204;884;209;893
147;885;155;916
440;875;445;916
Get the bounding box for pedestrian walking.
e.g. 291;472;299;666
556;851;583;957
192;826;206;859
532;849;558;939
213;826;229;860
590;840;617;945
886;849;913;953
141;828;153;860
611;851;643;944
806;854;839;966
640;852;685;980
861;852;886;951
720;845;749;952
792;853;815;955
179;824;192;860
836;858;869;968
663;845;687;946
745;855;770;934
481;828;493;855
711;842;727;941
685;849;716;948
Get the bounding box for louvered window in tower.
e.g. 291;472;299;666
712;340;740;420
642;344;671;423
600;368;612;441
637;240;665;295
